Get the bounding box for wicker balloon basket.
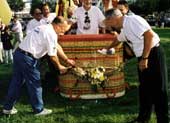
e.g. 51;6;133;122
58;34;127;99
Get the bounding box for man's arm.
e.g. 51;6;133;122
49;55;68;74
107;33;120;49
139;29;154;71
57;43;75;66
142;29;154;59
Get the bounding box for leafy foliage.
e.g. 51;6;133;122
7;0;25;12
129;0;170;14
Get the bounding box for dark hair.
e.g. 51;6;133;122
13;15;18;19
105;9;122;18
118;0;129;8
52;16;65;24
42;3;50;9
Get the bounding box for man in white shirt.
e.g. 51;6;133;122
104;9;169;123
117;0;134;16
26;8;44;35
41;3;56;24
2;16;75;116
70;0;105;34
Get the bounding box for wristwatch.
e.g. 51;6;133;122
142;57;148;60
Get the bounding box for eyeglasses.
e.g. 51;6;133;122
83;12;91;30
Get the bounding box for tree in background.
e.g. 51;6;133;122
30;0;56;15
129;0;170;15
7;0;25;12
30;0;42;15
158;0;170;12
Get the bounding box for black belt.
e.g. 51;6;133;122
138;43;160;60
17;48;36;59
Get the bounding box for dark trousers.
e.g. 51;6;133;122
137;46;169;123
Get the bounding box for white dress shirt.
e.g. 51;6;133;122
117;15;160;57
42;13;56;24
19;24;57;59
26;19;44;35
71;6;105;34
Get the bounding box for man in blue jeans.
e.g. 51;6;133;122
2;16;75;116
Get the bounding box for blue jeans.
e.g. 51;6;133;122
3;49;43;113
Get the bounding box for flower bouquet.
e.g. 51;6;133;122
69;65;123;92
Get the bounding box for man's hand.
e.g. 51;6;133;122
139;59;148;71
66;59;75;67
58;65;69;74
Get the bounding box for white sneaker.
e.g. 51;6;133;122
35;108;52;116
3;107;18;115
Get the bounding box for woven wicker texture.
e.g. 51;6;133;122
58;34;125;99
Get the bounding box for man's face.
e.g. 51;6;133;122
55;21;71;35
42;5;50;16
82;0;92;7
112;0;119;8
117;5;128;15
102;0;110;5
33;8;42;21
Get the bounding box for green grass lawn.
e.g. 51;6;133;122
0;28;169;123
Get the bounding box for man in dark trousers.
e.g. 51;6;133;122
104;9;169;123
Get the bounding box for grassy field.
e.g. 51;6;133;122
0;28;169;123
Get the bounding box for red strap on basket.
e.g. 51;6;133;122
105;89;116;98
68;89;82;100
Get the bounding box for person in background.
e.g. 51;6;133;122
99;0;113;16
2;16;75;116
111;0;119;9
72;0;82;7
11;15;23;51
117;0;134;16
1;26;13;64
41;3;56;24
104;9;169;123
26;8;44;35
0;18;5;63
70;0;105;34
57;0;77;19
117;0;135;61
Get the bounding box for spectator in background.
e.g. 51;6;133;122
111;0;119;9
99;0;113;16
117;0;134;16
117;0;135;61
0;18;5;63
72;0;82;7
57;0;77;19
70;0;105;34
1;26;13;64
26;8;44;35
41;3;56;24
11;15;23;51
